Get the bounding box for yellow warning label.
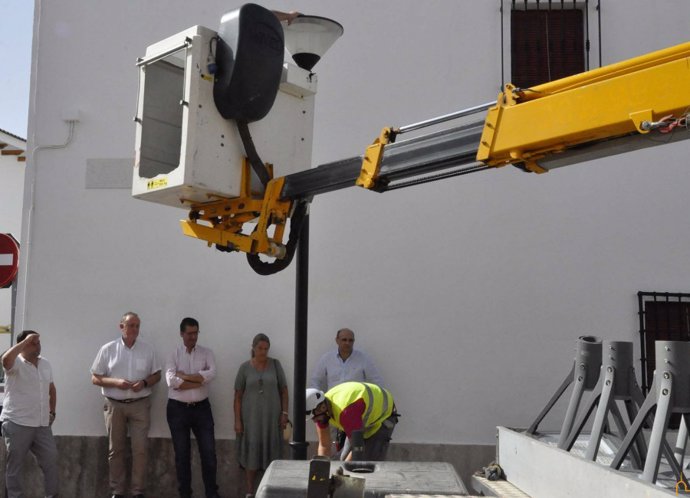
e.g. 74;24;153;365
147;178;168;190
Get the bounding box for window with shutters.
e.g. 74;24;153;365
637;292;690;394
511;8;584;87
502;1;601;90
637;292;690;429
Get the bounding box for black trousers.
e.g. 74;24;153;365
166;398;218;498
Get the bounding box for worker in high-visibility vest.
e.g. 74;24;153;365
306;381;399;461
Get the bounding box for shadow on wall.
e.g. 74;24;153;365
0;436;495;497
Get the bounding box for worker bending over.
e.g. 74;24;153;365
306;381;399;461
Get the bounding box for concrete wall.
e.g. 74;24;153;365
14;0;690;472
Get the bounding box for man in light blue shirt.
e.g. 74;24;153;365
310;328;384;458
310;328;384;393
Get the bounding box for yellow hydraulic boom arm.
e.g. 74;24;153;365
476;40;690;173
180;40;690;274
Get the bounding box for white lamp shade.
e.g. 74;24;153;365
284;15;344;71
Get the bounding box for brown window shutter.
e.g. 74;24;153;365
511;9;584;88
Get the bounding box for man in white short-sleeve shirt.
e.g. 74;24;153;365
91;311;161;498
1;330;59;498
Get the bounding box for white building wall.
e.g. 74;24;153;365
17;0;690;445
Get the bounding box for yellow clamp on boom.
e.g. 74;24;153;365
476;40;690;172
356;127;395;190
180;159;293;258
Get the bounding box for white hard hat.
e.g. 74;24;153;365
305;388;326;414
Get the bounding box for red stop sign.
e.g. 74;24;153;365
0;233;20;288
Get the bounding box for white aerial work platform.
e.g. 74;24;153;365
133;25;316;208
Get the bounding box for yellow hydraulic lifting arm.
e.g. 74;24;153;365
474;40;690;173
175;39;690;275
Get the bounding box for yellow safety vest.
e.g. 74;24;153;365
326;381;394;439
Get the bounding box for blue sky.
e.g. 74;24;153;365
0;0;34;138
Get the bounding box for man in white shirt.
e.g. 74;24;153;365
91;312;161;498
165;317;220;498
1;330;58;498
310;328;384;392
